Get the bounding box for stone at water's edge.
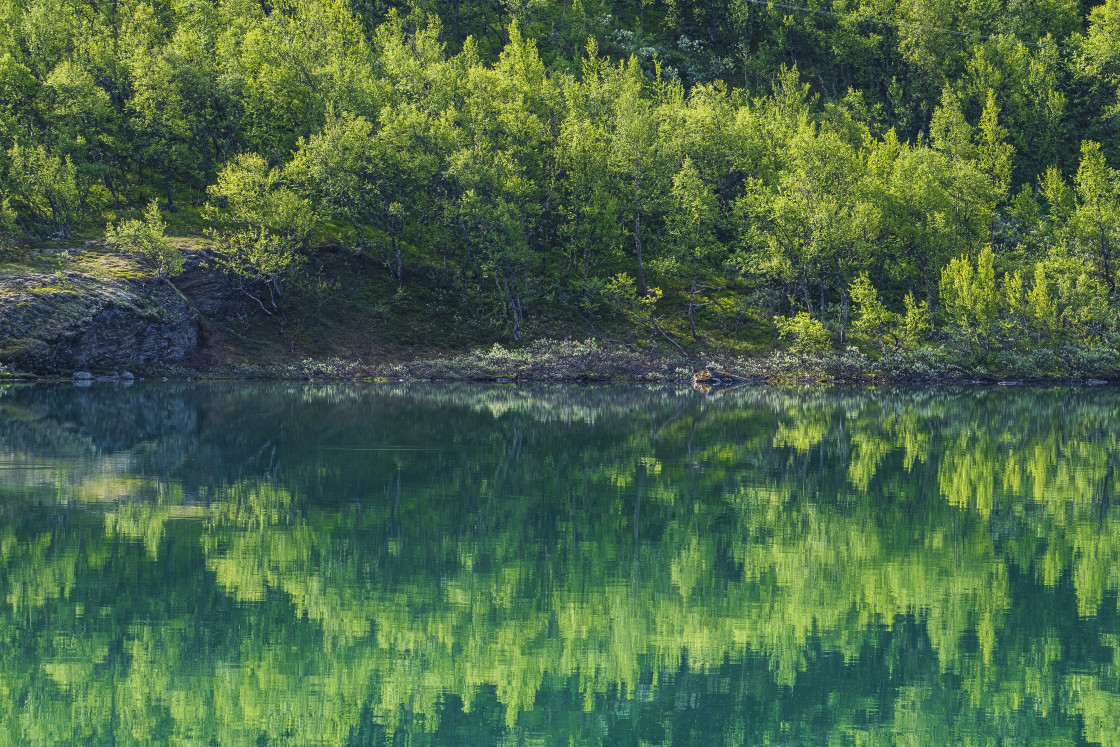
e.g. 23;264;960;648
0;254;200;374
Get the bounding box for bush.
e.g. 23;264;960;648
774;312;831;355
940;245;999;360
205;154;315;314
850;274;932;354
0;198;18;255
106;201;183;279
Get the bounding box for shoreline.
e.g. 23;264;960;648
4;356;1118;388
5;248;1120;389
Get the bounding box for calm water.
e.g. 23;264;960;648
1;382;1119;745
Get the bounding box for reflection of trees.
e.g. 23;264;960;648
0;384;1117;742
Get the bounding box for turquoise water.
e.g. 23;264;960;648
0;382;1118;745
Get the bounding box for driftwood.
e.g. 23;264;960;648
691;365;750;393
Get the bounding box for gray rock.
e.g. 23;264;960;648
121;371;134;380
1;262;199;374
173;254;253;317
71;371;93;380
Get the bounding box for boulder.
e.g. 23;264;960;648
0;254;199;374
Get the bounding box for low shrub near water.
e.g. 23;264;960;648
773;313;831;356
718;347;966;384
382;339;691;382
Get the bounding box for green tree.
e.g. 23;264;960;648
6;143;80;238
875;135;995;308
939;244;1000;360
609;57;664;298
105;201;183;280
960;39;1067;182
849;273;896;353
1069;141;1120;294
752;123;879;338
41;60;118;218
975;90;1014;201
206;153;316;314
774;311;831;355
1076;0;1120;128
659;156;720;340
555;43;625;293
287;113;381;254
127;28;202;212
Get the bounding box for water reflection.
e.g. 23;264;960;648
0;382;1117;744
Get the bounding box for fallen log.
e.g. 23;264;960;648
691;365;750;393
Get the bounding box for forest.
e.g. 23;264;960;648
1;0;1120;371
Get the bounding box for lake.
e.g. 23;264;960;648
0;382;1118;745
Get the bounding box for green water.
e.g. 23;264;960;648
1;382;1119;745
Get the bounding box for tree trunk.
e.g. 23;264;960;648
650;314;687;357
164;169;177;213
510;292;523;342
688;282;698;341
634;191;647;297
106;177;122;217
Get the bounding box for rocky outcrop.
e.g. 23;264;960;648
173;253;251;319
0;249;200;374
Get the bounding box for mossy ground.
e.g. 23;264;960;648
0;251;151;349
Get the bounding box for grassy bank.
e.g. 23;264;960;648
3;238;1120;386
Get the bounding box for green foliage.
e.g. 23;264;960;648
899;292;934;349
206;153;315;313
849;273;931;354
5;143;80;238
287;112;380;249
750;122;879;326
1078;0;1120;94
0;196;16;252
774;311;831;355
939;245;1000;359
975;90;1014;200
0;0;1116;362
105;201;182;279
937;242;1111;365
849;273;895;353
1068;141;1120;294
1037;249;1112;338
659;156;720;339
